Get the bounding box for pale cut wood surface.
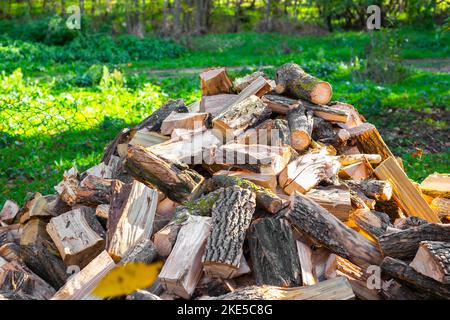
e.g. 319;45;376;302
213;170;277;192
420;173;449;198
305;186;352;221
0;200;19;224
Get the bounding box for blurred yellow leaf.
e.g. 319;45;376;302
92;261;163;298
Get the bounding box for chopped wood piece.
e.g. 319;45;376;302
120;238;158;264
261;94;298;114
160;111;208;136
159;216;211;299
126;145;204;203
210;277;354;300
381;256;450;300
233;71;267;93
200;68;233;96
287;192;382;269
107;180;158;262
381;279;434;300
350;209;391;238
84;162;113;179
350;123;395;161
0;200;19;224
0;260;55;300
304;186;352;221
214;170;277;192
52;250;116;300
203;186;255;279
278;152;340;195
344;179;392;201
135;99;188;132
76;175;113;206
0;224;21;246
236;118;290;147
299;100;349;123
199;94;238;117
296;240;316;286
276;63;332;105
330;101;365;129
378;223;450;260
95;204;109;226
54;167;79;206
0;291;37;300
287;105;313;151
153;222;181;258
410;241;450;284
337;154;382;166
374;157;440;223
249;218;301;286
339;162;371;181
235;75;273;100
212;95;271;137
20;218;52;246
102;128;134;164
203;175;284;214
46;207;106;268
420;173;450;198
431;197;450;219
215;143;291;175
156;197;178;219
129;130;170;148
312;117;339;146
393;216;428;230
0;243;20;261
28;194;70;218
19;244;68;290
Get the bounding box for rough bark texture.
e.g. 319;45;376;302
275;63;332;105
381;257;450;300
202;186;256;278
409;241;450;284
286;192;383;269
233;71;267;93
126;145;204;203
203;175;283;214
135;99;188;132
351;209;392;238
299;100;349;123
76;175;113;206
344;179;392;201
312;117;338;145
378;223;450;260
261;94;298;114
286;105;313;151
249;218;301;287
120;238;158;264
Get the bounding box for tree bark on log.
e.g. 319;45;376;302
378;223;450;260
344;179;392;201
135;99;188;132
120;238;158;265
202;186;255;278
286;192;383;269
350;123;395;161
409;241;450;284
275;63;333;105
249;218;301;287
350;209;392;239
126;145;204;203
286;105;313;151
261;94;298;114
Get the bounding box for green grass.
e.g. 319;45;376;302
1;26;449;206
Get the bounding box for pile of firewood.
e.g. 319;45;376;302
1;63;449;300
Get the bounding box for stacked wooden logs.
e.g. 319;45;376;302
0;63;449;300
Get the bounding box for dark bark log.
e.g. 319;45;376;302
135;99;188;132
350;209;392;238
275;63;332;105
394;216;428;230
126;145;204;203
286;192;382;269
234;71;268;93
299;100;349;123
249;218;301;286
286;105;313;151
409;241;450;284
120;238;158;264
381;279;434;300
344;179;393;201
381;257;450;300
378;223;450;260
261;94;298;114
76;175;114;206
202;186;255;278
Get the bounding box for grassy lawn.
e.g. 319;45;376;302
1;27;449;206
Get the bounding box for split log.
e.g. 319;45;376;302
350;123;395;161
344;179;392;201
381;256;450;300
431;197;450;220
0;200;19;224
300;100;349;123
203;187;255;278
203;175;283;214
249;218;301;286
410;241;450;284
394;216;428;230
215;143;291;175
135;99;188;132
279;152;340;195
378;223;450;260
156;197;178;219
304;186;352;221
54;167;79;206
0;224;21;246
286;105;313;151
339;162;371;181
120;238;158;265
159;216;211;299
153;222;182;258
337;154;382;166
212;95;271;137
330;101;365;129
350;209;391;239
102;128;134;164
76;175;113;206
296;240;316;286
28;194;70;218
106;180;158;262
214;170;277;192
20;218;52;246
95;204;109;227
210;277;354;300
275;63;332;105
287;192;383;269
311;117;338;146
199;94;238;118
374;157;440;223
52;250;116;300
261;94;298;114
46;207;106;268
0;243;20;261
420;173;449;198
233;71;267;93
0;260;55;300
236;118;291;147
19;244;68;290
200;68;233;96
126;145;204;203
83;162;113;179
234;75;273;100
160;111;208;136
128;130;170;148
